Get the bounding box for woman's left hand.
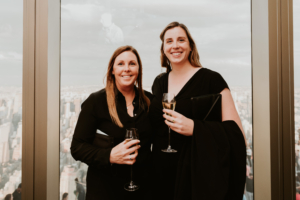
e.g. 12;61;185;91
163;109;194;136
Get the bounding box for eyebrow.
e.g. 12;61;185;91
165;36;187;40
116;60;137;63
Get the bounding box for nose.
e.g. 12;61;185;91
172;41;179;48
124;64;130;71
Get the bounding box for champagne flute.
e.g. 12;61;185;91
124;128;139;191
162;93;177;153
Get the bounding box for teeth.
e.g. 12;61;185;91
173;53;181;56
122;76;131;78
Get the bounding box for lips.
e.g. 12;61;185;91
171;52;182;57
121;75;133;80
171;52;182;55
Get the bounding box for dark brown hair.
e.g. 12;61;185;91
105;45;150;127
62;193;68;200
160;22;202;72
4;194;12;200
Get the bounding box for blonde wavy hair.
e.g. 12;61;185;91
160;22;202;72
105;46;150;127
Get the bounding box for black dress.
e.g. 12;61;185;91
149;68;246;200
71;88;153;200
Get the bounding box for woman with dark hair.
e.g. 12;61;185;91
4;194;12;200
149;22;246;200
71;46;153;200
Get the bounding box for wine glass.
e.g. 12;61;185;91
161;93;177;153
124;128;139;191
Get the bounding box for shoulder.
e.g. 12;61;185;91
82;88;107;107
154;72;168;83
201;68;222;78
92;88;107;99
201;68;229;93
151;72;167;94
143;89;154;100
199;68;226;82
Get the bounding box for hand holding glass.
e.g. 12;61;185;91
162;93;177;153
124;128;139;191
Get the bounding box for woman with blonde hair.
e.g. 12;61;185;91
71;46;153;200
149;22;246;200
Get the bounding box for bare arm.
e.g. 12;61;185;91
220;88;246;143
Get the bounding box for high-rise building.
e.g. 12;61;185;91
0;123;11;163
60;165;77;200
12;94;22;115
73;98;81;117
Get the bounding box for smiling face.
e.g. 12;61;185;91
112;51;139;90
163;26;192;66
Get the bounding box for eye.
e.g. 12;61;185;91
118;62;123;65
130;62;136;65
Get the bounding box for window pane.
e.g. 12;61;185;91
0;0;23;199
295;0;300;198
60;0;252;199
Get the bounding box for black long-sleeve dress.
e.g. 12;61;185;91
149;68;246;200
71;88;153;200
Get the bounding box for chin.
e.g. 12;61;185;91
119;82;135;89
170;59;185;64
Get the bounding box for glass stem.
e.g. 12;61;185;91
130;165;133;184
168;127;171;148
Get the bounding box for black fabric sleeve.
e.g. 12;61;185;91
70;93;112;167
222;120;247;199
174;119;246;200
209;71;229;94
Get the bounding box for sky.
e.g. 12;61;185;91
0;0;299;88
60;0;252;87
0;1;23;86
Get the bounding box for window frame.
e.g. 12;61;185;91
22;0;295;199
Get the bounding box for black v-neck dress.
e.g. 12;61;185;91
149;68;229;200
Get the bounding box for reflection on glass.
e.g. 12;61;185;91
0;0;23;199
295;0;300;199
60;0;252;199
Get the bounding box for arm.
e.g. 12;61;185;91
70;93;141;166
70;94;112;166
163;70;247;138
220;88;246;143
163;89;246;139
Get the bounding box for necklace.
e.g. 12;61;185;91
126;103;132;110
126;90;135;109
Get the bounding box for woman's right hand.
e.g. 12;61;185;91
109;139;141;165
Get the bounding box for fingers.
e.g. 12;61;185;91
165;120;183;134
125;159;136;165
124;149;138;165
126;144;140;155
165;119;180;129
163;109;179;117
124;139;140;148
163;113;175;122
125;150;138;160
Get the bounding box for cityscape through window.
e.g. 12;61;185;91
0;1;23;199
